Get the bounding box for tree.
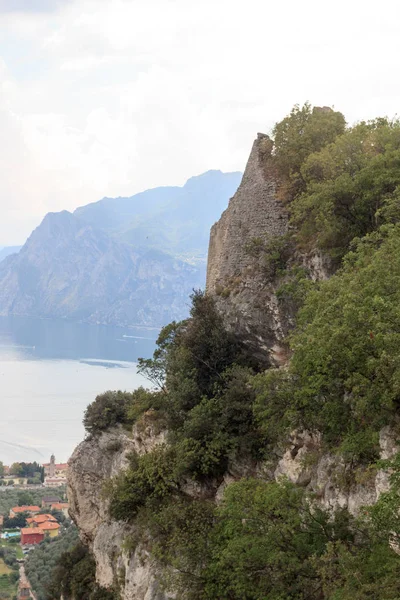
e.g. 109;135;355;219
17;491;33;506
272;103;346;201
9;463;23;476
291;117;400;261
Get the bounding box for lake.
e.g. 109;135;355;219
0;316;158;465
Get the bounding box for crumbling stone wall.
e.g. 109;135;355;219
206;134;289;366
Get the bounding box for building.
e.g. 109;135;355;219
44;477;66;488
51;502;69;517
9;506;40;518
21;527;44;545
40;521;60;538
27;514;57;527
43;455;68;478
42;496;61;509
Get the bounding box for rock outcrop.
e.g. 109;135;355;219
67;132;399;599
68;422;397;599
272;427;397;514
206;134;289;366
68;420;170;600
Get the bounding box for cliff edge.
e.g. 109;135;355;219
206;133;289;365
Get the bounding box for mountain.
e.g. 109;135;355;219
0;171;241;327
0;246;22;263
0;211;201;327
74;170;242;258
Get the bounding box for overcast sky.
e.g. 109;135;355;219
1;0;400;244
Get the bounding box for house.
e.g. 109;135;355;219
21;527;44;545
44;477;66;488
9;506;40;518
40;521;60;538
27;514;57;527
51;502;69;517
42;496;61;509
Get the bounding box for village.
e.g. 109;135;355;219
0;456;70;599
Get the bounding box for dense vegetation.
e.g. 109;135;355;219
80;104;400;599
0;541;21;600
0;487;66;517
25;526;115;600
0;461;44;482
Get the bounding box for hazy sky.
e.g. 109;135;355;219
1;0;400;244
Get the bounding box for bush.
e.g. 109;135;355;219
83;390;133;434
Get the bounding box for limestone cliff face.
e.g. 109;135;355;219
67;421;170;600
206;134;289;366
68;423;397;599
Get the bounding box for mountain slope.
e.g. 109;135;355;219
74;170;242;257
0;170;241;327
0;246;22;263
0;211;201;327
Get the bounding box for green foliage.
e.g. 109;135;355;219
83;390;134;434
3;513;29;529
46;542;117;600
272;102;346;200
25;526;116;600
245;234;292;279
25;526;80;600
291;118;400;260
255;225;400;459
82;105;400;598
109;446;180;520
0;488;66;519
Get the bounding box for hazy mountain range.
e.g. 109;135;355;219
0;246;22;263
0;170;241;327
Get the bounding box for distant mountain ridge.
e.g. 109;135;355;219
0;246;22;263
75;170;242;258
0;170;241;327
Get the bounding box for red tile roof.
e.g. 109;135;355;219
21;527;44;535
40;521;60;530
51;503;69;510
32;514;57;524
12;506;40;513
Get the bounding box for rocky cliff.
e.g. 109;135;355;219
68;419;170;600
67;130;399;599
68;421;396;599
206;134;289;366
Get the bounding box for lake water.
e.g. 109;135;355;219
0;316;158;465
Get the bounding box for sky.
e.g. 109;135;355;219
1;0;400;244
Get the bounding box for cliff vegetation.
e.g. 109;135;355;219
71;104;400;599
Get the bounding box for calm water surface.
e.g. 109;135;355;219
0;316;157;464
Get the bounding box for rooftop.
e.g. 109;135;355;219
31;514;57;524
40;521;60;530
21;527;44;535
12;506;40;513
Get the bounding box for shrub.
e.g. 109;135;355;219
83;390;133;434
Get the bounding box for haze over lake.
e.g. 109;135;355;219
0;316;157;465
